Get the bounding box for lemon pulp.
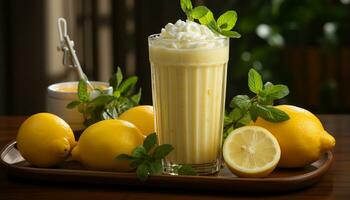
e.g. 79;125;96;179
223;126;281;178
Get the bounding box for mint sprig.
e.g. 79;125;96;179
180;0;241;38
66;66;141;126
180;0;193;20
116;133;197;181
224;68;290;139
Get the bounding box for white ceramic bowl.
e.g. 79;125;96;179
47;81;112;131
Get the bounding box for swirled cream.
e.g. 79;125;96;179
153;20;225;49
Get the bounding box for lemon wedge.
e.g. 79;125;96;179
223;126;281;178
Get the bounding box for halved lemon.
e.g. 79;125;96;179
223;126;281;178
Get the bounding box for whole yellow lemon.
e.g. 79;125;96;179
119;105;155;136
71;119;144;171
254;105;335;168
16;113;76;167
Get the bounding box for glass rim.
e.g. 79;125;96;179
148;33;229;42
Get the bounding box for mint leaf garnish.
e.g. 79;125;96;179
115;154;134;161
263;84;289;99
153;144;174;159
67;66;142;126
253;104;290;122
224;68;290;139
136;163;149;182
109;66;123;91
89;95;114;106
132;146;147;158
143;132;157;152
78;79;89;102
131;88;142;105
230;95;251;111
180;0;241;38
177;165;197;176
180;0;193;20
66;100;80;109
117;76;138;96
248;68;263;94
116;133;197;181
220;30;241;38
148;160;163;175
217;10;237;31
191;6;210;20
229;108;241;121
256;105;290;122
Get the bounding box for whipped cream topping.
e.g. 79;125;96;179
152;20;226;49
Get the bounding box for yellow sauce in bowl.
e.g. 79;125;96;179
55;84;108;93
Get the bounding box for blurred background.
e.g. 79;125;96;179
0;0;349;115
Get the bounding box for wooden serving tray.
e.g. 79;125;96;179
0;141;333;193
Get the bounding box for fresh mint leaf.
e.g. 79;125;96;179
89;95;114;106
224;126;234;139
220;30;241;38
70;67;141;127
116;133;197;181
178;165;197;175
236;113;252;127
115;154;134;161
224;114;233;126
230;95;251;110
113;90;121;98
148;160;163;175
180;0;193;15
258;83;289;105
217;10;237;31
132;146;147;158
229;108;241;121
78;79;89;102
255;104;274;120
131;88;142;104
118;76;138;95
179;1;241;39
249;103;259;121
109;67;123;91
255;104;289;122
153;144;174;159
264;81;273;89
143;133;158;152
130;159;143;168
136;163;149;182
207;20;221;34
264;84;289;99
66;100;80;109
267;106;290;122
248;68;263;94
191;6;210;19
225;68;290;139
198;10;215;26
258;95;274;105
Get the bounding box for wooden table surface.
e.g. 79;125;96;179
0;115;349;200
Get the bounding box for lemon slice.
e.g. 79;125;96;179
223;126;281;178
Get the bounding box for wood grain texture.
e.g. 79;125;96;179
0;115;349;199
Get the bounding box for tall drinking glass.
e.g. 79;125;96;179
148;34;229;174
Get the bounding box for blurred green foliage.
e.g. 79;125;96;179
222;0;350;111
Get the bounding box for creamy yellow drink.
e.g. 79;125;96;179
148;20;229;174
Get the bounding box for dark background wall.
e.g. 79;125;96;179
0;0;349;115
0;0;46;115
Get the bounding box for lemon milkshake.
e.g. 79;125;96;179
148;20;229;174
